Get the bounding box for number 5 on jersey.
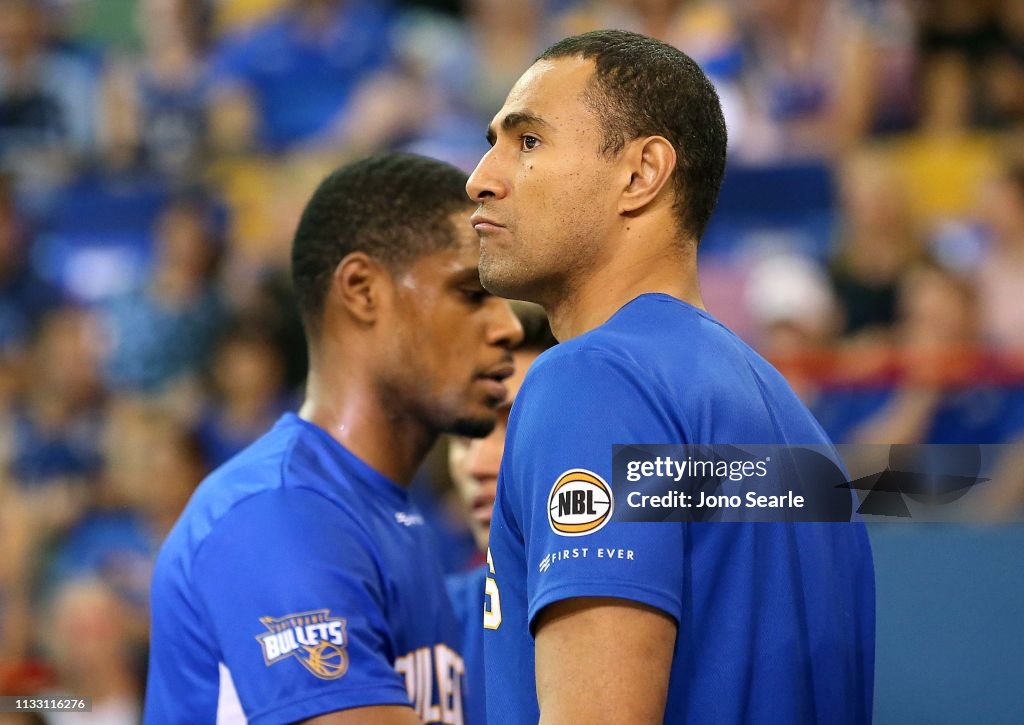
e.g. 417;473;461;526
483;548;501;630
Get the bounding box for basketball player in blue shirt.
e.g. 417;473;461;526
145;153;523;724
466;31;875;724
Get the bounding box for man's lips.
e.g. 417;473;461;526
470;213;505;231
471;490;496;525
480;362;515;381
476;378;507;400
476;362;514;401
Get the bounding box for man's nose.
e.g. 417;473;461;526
467;147;508;202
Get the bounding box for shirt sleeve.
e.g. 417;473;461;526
191;487;411;725
504;348;688;628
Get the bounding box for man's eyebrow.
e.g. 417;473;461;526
486;111;552;146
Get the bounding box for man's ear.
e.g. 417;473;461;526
327;252;388;326
618;136;677;216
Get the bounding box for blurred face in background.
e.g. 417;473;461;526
155;203;217;281
840;153;912;237
214;335;284;409
899;265;977;348
46;580;133;688
103;401;204;524
32;309;103;408
449;347;540;550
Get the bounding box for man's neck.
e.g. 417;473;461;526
299;366;436;487
545;240;703;341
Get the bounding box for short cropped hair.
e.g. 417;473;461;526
539;30;727;242
291;152;471;329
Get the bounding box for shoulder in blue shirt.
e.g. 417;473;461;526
146;413;466;724
485;294;875;724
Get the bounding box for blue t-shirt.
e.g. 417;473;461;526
485;294;875;724
145;413;466;724
445;566;486;725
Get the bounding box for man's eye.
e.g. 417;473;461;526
520;135;540;151
463;289;488;303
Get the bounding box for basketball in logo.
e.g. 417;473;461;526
547;469;613;536
301;642;349;680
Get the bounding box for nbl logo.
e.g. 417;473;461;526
548;469;613;536
256;609;349;680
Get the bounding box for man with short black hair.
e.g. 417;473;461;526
468;30;874;724
146;152;523;724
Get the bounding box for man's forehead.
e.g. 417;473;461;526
492;56;596;127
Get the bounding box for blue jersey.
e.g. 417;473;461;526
485;294;875;724
145;413;465;724
445;566;487;725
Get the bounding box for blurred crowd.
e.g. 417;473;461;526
0;0;1023;720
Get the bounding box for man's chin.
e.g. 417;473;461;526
480;261;525;300
480;264;547;306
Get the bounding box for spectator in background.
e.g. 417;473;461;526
1;307;105;491
459;0;548;126
41;579;141;724
917;0;1024;132
975;160;1024;349
0;307;105;692
0;399;201;701
395;0;549;168
109;402;204;541
205;0;404;153
100;197;224;399
850;261;1024;445
829;149;923;338
45;400;204;629
100;0;213;179
730;0;885;161
0;0;100;192
0;178;60;369
744;251;841;403
195;321;289;468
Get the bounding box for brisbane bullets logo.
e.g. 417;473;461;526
256;609;349;679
